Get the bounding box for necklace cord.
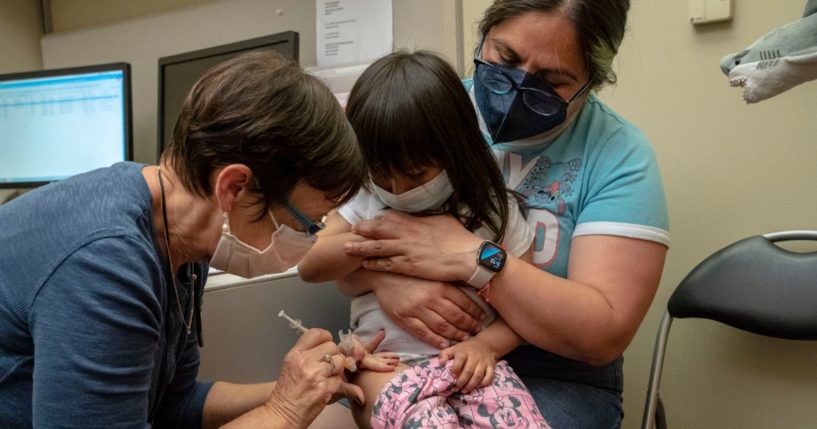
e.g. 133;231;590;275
157;169;195;335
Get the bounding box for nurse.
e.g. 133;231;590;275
340;0;670;427
0;51;368;428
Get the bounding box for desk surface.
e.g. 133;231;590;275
199;271;351;384
204;267;300;292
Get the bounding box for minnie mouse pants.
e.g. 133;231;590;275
371;358;551;429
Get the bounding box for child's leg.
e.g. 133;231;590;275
449;360;552;429
366;359;462;429
350;363;410;429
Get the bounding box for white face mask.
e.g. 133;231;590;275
371;170;454;213
210;210;317;278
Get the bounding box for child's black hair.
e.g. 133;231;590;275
345;50;514;242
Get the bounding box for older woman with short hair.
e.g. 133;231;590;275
0;51;367;428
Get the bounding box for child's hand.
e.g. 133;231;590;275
338;331;371;367
439;338;496;393
359;351;401;372
337;329;399;372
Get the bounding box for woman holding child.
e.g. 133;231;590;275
338;0;669;427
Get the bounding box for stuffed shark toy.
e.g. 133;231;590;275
720;0;817;103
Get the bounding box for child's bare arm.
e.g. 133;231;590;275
297;210;367;282
437;317;521;392
473;316;522;357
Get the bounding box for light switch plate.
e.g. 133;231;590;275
689;0;734;25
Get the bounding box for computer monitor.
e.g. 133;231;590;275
0;63;132;188
157;31;299;160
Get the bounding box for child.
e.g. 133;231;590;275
298;51;550;429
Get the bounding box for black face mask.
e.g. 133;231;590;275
473;57;591;144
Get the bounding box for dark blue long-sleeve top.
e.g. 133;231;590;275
0;162;212;428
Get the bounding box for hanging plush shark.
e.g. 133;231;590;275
720;0;817;103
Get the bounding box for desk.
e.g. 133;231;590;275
199;271;358;427
199;270;351;384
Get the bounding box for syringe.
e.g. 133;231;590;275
278;311;361;372
278;309;308;334
337;329;358;372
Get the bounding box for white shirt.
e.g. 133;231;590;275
338;189;533;361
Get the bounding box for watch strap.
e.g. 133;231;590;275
466;264;495;289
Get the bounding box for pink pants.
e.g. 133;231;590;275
370;358;551;429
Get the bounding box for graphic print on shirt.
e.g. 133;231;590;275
496;150;583;269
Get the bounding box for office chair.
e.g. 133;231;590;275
641;230;817;429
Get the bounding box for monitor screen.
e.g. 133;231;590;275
0;63;132;188
157;31;299;161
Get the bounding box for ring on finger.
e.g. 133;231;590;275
322;353;336;376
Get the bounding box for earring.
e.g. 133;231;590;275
221;212;230;233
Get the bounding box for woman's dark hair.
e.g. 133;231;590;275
345;50;511;241
479;0;630;88
163;51;365;217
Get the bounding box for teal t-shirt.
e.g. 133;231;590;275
465;79;670;278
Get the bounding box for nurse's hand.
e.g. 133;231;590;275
344;211;483;282
265;329;363;427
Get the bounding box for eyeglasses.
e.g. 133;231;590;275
283;200;325;236
473;57;591;117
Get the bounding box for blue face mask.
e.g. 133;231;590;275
473;55;591;144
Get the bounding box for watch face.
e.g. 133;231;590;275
479;242;506;273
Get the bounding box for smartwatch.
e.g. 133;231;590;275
466;241;507;289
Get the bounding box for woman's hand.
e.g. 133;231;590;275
439;338;497;393
344;211;483;281
335;269;486;348
264;329;362;427
372;275;485;349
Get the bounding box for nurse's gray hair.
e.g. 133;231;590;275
479;0;630;89
164;51;364;216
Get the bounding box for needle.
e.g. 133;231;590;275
278;309;308;334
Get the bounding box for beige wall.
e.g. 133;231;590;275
463;1;817;428
0;0;43;202
49;0;220;32
0;0;42;73
611;2;817;428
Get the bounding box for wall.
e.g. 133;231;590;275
48;0;221;32
0;0;42;73
41;0;459;164
463;1;817;428
610;2;817;427
0;0;43;202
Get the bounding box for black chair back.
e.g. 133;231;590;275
669;234;817;339
642;231;817;429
